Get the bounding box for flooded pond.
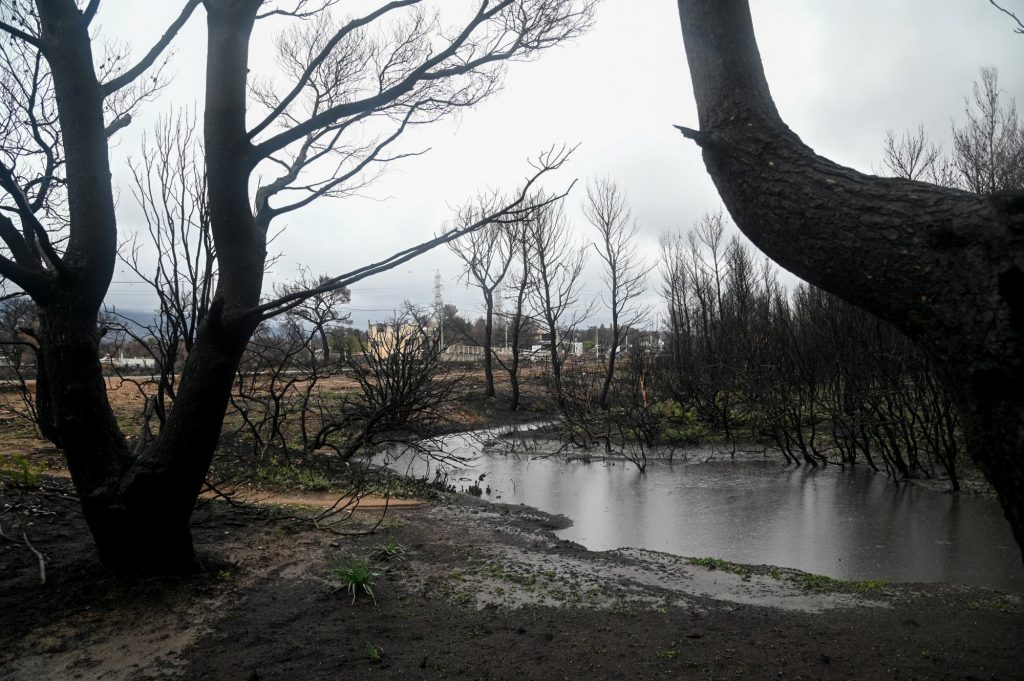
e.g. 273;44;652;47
385;428;1024;593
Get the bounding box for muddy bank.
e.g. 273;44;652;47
1;479;1022;680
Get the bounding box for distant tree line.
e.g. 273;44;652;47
659;219;965;485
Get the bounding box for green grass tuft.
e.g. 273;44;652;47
373;536;407;561
330;557;382;605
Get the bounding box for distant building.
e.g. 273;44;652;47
365;320;435;359
101;352;158;370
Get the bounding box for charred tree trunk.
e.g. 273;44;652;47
599;308;619;410
546;326;566;410
676;0;1024;557
483;291;496;398
102;312;255;573
32;0;264;575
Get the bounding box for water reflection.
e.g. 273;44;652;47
386;430;1023;592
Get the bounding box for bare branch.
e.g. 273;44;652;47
0;251;50;299
584;177;649;408
104;113;132;139
255;102;424;221
0;160;67;278
23;531;46;585
99;0;201;98
253;145;577;320
0;523;46;584
247;0;421;140
0;211;39;269
256;0;344;21
249;0;595;163
82;0;102;25
0;20;41;48
990;0;1024;33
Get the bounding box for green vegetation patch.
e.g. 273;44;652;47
968;596;1021;613
373;536;407;562
329;557;382;605
687;557;752;578
0;453;46;488
789;572;888;593
688;556;888;593
256;463;331;491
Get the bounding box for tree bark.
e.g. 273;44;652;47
676;0;1024;557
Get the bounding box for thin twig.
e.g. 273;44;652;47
22;532;46;585
990;0;1024;33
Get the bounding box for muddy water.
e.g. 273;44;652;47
385;429;1024;592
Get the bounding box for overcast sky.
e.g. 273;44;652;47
97;0;1023;327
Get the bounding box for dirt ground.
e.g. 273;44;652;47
2;476;1022;681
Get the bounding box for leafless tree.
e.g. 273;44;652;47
0;0;594;574
525;194;590;410
952;66;1024;195
217;304;464;503
583;177;648;409
273;267;350;362
314;305;465;462
227;319;314;467
658;212;739;435
493;213;535;410
675;0;1024;558
881;125;956;186
447;202;515;398
113;112;215;430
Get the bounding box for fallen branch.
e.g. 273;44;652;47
23;532;45;585
0;522;47;584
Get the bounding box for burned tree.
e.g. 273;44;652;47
0;0;593;574
447;205;515;398
675;0;1024;556
273;268;350;363
583;177;648;410
115;112;215;430
951;67;1024;195
525;194;589;410
494;213;535;410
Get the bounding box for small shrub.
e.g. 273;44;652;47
374;537;406;562
466;472;486;497
0;453;45;488
330;558;381;605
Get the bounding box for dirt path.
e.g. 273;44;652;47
1;480;1022;681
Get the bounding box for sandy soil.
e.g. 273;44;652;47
2;476;1022;681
